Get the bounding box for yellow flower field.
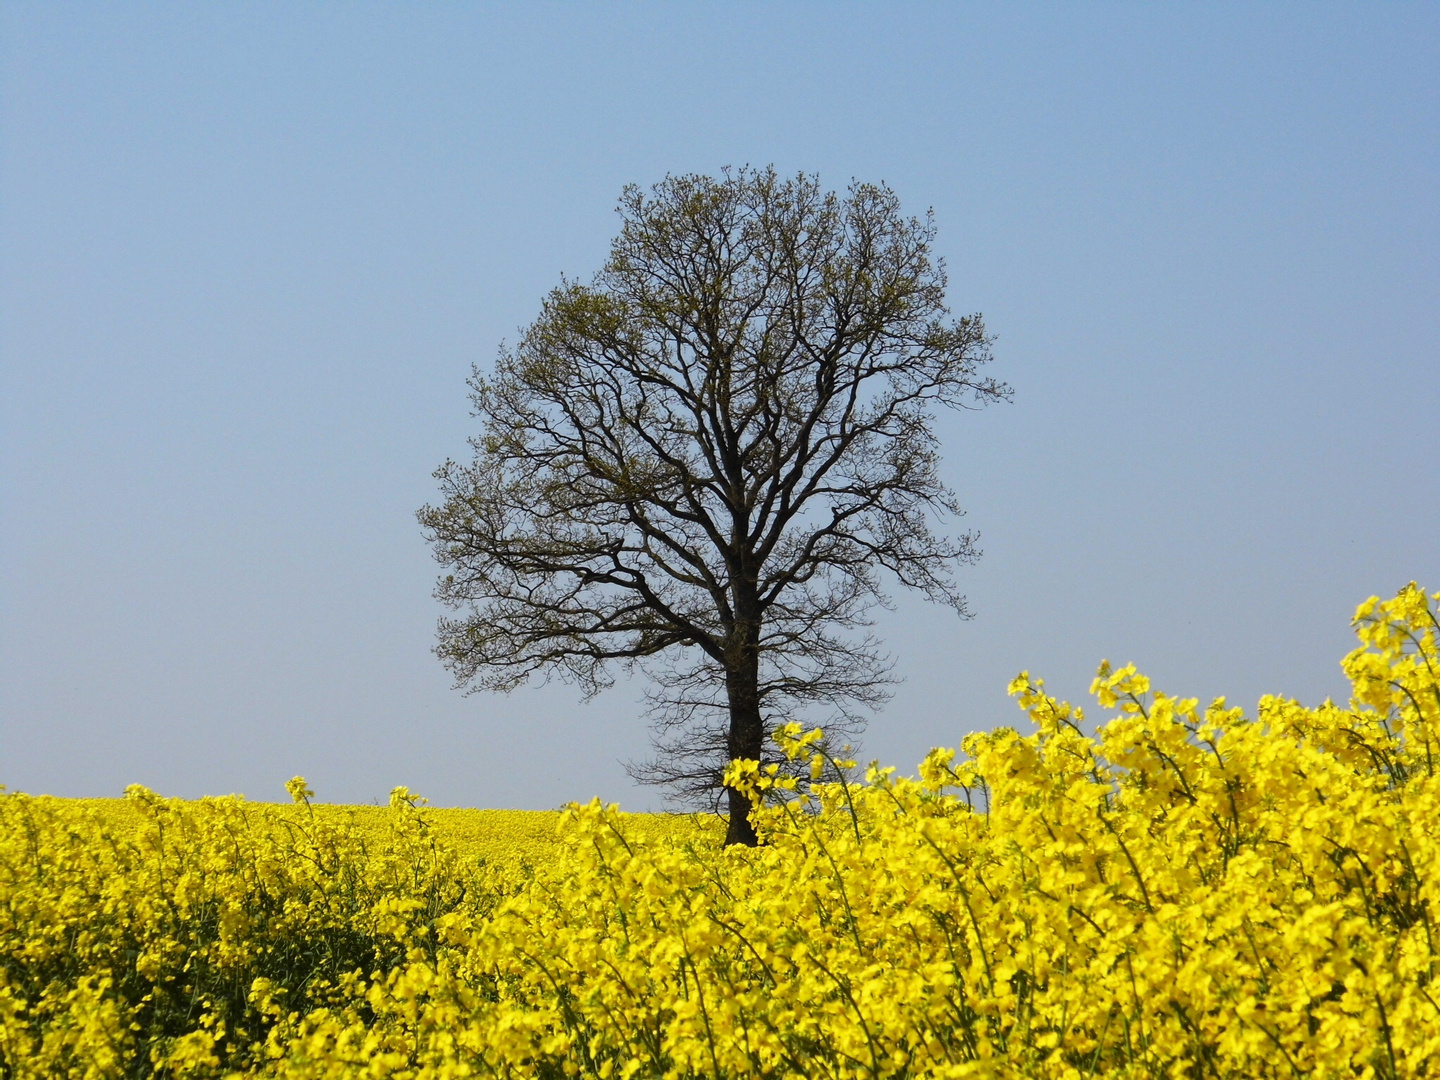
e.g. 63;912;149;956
3;583;1437;1078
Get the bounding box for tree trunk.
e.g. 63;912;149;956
722;620;764;847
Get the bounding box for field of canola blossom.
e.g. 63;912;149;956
2;583;1439;1079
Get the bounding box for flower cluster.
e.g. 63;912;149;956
0;782;711;1076
2;583;1437;1078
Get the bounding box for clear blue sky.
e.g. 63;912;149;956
2;3;1436;809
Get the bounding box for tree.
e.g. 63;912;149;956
419;167;1010;845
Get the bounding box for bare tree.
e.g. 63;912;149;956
419;167;1010;845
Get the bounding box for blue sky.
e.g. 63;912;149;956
2;3;1436;808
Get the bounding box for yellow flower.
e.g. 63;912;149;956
3;582;1438;1078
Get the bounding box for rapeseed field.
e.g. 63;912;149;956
2;583;1437;1078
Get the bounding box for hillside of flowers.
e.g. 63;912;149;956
2;583;1437;1079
